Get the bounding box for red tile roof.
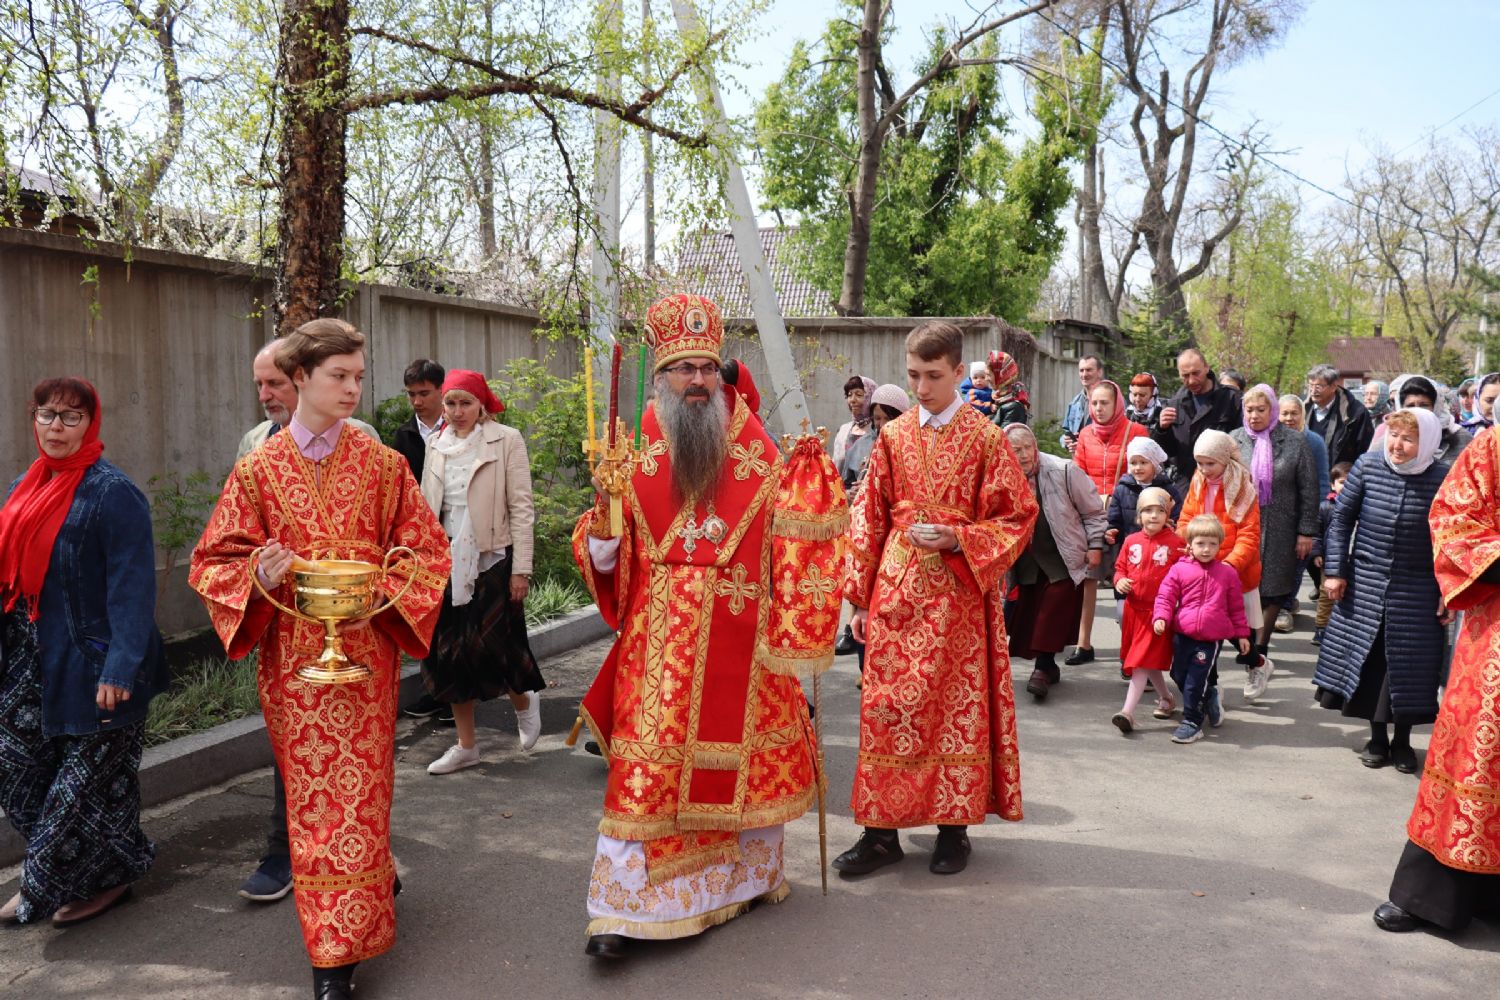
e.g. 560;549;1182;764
1326;336;1404;380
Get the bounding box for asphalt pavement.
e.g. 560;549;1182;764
2;601;1494;999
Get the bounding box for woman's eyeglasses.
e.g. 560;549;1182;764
33;407;87;427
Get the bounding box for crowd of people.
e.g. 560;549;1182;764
4;308;1499;998
833;343;1500;937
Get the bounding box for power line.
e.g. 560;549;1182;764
1032;7;1493;242
1392;83;1500;157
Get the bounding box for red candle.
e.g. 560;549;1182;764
607;341;622;445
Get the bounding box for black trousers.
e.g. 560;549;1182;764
266;761;289;858
1389;839;1500;931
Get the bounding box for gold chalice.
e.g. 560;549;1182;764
249;546;418;685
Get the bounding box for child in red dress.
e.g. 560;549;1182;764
1111;487;1183;733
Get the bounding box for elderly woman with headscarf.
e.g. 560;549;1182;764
1313;408;1451;774
1003;423;1107;701
1363;379;1391;420
1231;383;1319;662
985;350;1029;426
840;383;910;496
1066;379;1147;665
0;377;168;926
419;370;544;774
1370;375;1472;464
831;375;877;468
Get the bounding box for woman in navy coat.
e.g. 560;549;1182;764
1313;408;1450;774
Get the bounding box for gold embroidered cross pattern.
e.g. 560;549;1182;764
713;563;763;615
730;440;771;480
797;563;838;604
638;438;669;477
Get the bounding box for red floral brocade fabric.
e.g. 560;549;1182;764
1407;428;1500;874
842;404;1037;828
189;429;450;966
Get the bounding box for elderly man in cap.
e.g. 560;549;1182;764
572;294;846;961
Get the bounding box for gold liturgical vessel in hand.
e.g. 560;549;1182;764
249;546;418;685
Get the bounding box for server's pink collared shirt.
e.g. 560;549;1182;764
288;414;345;462
253;415;344;590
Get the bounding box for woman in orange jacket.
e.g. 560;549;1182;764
1178;429;1271;707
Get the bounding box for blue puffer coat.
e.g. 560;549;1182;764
1311;452;1447;718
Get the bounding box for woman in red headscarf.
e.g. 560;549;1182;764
1069;380;1147;663
419;370;545;774
0;377;167;926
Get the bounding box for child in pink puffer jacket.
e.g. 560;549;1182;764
1153;515;1251;744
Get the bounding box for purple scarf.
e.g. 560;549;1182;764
1242;383;1276;506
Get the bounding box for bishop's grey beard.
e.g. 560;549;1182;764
654;375;730;503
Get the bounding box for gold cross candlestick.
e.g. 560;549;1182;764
586;416;638;537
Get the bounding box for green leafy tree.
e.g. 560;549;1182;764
1189;186;1341;392
755;1;1099;320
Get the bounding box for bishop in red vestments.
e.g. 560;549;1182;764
573;294;846;960
1376;426;1500;934
836;321;1037;877
190;320;450;1000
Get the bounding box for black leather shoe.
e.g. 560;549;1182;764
1026;669;1051;700
584;740;603;757
312;963;356;999
834;625;857;656
831;830;904;875
1360;741;1391;768
584;933;630;960
1373;901;1424;932
1064;646;1094;666
392;875;402;898
929;827;971;875
1392;744;1419;774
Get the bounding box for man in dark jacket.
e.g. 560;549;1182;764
1152;348;1243;490
392;358;445;482
1302;363;1374;468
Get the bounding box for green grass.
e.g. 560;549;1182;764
144;653;261;749
524;576;591;629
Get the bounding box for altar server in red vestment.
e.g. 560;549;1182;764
573;293;846;961
189;319;450;1000
836;321;1038;877
1374;425;1500;935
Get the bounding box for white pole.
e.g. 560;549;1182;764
590;0;623;362
670;0;811;436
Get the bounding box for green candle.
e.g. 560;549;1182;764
634;343;648;444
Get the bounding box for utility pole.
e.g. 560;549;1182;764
669;0;810;436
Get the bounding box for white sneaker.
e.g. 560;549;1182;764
516;689;542;751
1274;609;1294;633
1243;657;1274;701
427;743;481;775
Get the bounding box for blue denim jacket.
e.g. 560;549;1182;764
6;459;168;737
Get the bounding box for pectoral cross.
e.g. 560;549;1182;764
679;509;728;554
